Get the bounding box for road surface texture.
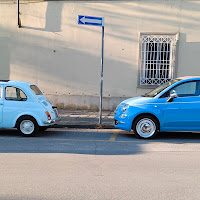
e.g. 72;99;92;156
0;128;200;200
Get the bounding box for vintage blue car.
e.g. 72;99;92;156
114;76;200;139
0;80;60;136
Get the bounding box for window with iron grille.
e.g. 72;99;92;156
139;34;178;86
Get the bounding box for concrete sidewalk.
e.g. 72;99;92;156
54;109;115;129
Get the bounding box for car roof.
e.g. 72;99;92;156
0;80;33;86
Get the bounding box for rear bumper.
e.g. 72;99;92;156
43;117;61;124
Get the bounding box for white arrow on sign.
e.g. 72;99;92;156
80;17;102;25
78;15;104;27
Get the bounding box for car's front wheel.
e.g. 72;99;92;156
17;116;39;136
133;115;159;139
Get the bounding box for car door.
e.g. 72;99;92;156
163;81;200;131
3;86;28;127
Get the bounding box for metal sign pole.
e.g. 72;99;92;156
99;26;104;125
17;0;21;27
17;0;19;26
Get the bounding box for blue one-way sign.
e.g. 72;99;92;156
78;15;104;27
78;14;105;125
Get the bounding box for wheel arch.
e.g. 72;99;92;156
132;113;160;131
15;114;39;128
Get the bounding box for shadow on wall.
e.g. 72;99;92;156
10;31;134;96
0;38;10;80
178;33;200;77
22;1;63;32
6;1;200;99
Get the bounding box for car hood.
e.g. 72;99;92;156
120;96;154;106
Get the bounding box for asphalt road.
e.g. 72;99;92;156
1;128;200;200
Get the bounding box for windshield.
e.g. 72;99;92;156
30;85;43;95
142;79;180;97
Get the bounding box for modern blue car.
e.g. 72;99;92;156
114;76;200;139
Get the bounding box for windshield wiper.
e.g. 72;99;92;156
141;93;149;97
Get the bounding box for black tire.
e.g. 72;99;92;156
39;127;48;132
133;115;159;139
17;116;39;137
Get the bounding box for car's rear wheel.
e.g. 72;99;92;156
17;116;39;136
133;115;159;139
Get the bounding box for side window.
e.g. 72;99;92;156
0;86;2;99
197;81;200;95
5;87;27;101
171;81;197;97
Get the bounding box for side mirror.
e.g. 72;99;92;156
167;90;178;102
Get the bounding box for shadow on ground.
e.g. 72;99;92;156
0;129;200;154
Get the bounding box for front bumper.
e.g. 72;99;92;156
114;118;132;131
114;108;132;131
114;119;125;125
44;116;61;124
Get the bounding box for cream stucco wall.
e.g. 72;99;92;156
0;0;200;110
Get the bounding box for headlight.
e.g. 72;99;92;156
122;104;129;112
120;113;127;118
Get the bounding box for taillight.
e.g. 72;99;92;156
45;111;51;120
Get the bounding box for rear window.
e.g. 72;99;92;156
30;85;43;95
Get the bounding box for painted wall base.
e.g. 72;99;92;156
45;94;128;111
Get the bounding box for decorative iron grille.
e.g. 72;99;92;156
140;34;177;86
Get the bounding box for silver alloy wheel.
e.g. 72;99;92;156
20;120;35;135
136;118;156;138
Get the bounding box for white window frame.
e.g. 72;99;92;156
139;33;178;86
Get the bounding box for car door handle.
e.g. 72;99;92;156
0;103;3;105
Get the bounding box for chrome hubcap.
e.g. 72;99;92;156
136;118;156;138
142;123;151;132
20;120;34;135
